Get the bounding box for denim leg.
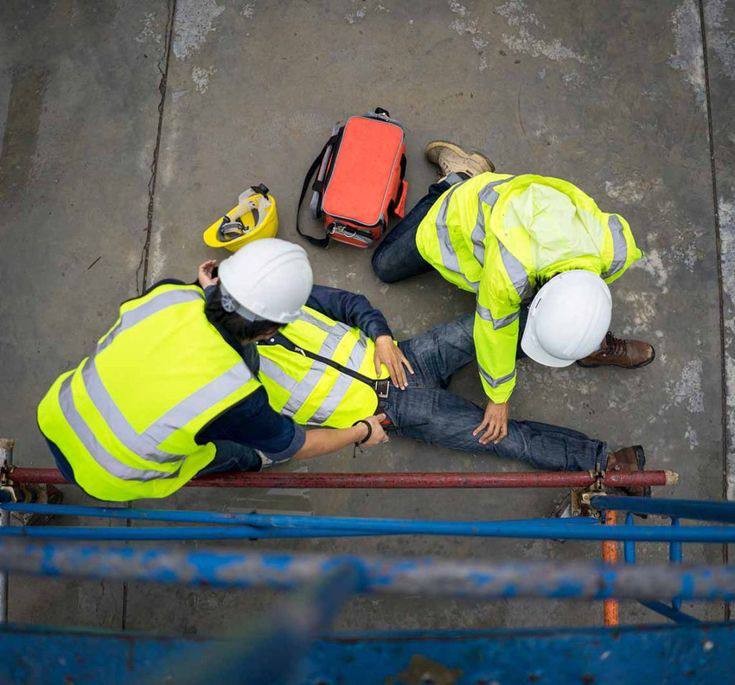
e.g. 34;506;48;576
399;307;528;388
372;178;455;283
197;440;262;475
399;314;475;388
388;386;606;471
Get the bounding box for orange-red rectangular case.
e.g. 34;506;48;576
297;109;408;248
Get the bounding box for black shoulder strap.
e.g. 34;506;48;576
262;333;376;387
296;132;341;248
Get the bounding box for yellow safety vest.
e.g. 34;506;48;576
257;306;390;428
416;172;642;403
37;284;262;501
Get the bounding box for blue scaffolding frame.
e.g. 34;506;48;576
1;436;734;683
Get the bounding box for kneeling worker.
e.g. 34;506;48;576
253;280;648;494
372;141;655;447
37;239;387;502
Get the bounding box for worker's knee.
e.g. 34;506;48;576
371;250;400;283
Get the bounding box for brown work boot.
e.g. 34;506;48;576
425;140;495;177
605;445;650;497
577;331;655;369
10;483;63;526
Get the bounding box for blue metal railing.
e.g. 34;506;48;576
591;495;733;624
2;501;735;543
0;538;733;601
1;496;733;628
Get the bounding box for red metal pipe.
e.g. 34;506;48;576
7;467;677;489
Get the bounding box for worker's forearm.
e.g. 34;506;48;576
293;425;366;460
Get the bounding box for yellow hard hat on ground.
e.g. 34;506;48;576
203;184;279;252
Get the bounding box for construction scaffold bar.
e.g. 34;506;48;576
0;540;733;600
2;502;735;542
591;494;735;523
4;466;678;489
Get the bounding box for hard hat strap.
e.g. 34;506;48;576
219;283;265;322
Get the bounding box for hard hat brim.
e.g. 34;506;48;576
520;318;576;368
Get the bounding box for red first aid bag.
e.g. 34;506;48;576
297;108;408;248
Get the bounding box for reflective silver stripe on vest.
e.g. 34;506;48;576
479;366;516;388
498;242;532;301
258;357;293;391
145;362;255;445
261;331;371;424
471;177;515;265
601;215;628;280
300;310;336;335
66;284;255;480
81;356;255;464
58;376;176;482
97;289;204;353
81;359;180;463
309;335;370;424
476;303;520;330
436;182;479;291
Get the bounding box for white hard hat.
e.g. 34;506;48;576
217;238;313;324
521;270;612;367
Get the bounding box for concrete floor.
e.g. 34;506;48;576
1;0;733;635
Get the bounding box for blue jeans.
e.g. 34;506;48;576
372;177;454;283
197;441;262;475
380;315;607;471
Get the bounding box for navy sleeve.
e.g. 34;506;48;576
197;387;306;463
306;285;392;340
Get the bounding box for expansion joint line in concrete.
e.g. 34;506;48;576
135;0;177;296
124;0;177;633
697;0;730;621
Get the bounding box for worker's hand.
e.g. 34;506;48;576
357;414;390;447
473;401;509;445
374;336;414;390
198;259;219;289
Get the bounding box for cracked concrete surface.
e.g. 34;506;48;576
0;0;733;634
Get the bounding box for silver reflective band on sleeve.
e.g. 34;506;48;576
436;185;462;274
478;366;516;388
97;289;204;353
58;376;177;482
601;215;628;280
475;303;520;330
478;176;513;209
435;183;480;291
471;206;486;264
498;242;532;301
471;177;515;265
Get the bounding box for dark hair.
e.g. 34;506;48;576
204;286;280;341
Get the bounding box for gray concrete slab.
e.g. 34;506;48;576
0;0;171;627
119;0;727;634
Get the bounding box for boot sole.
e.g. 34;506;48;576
576;346;656;369
424;140;496;173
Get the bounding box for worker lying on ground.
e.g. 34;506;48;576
251;280;648;495
36;239;388;502
372;140;654;448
